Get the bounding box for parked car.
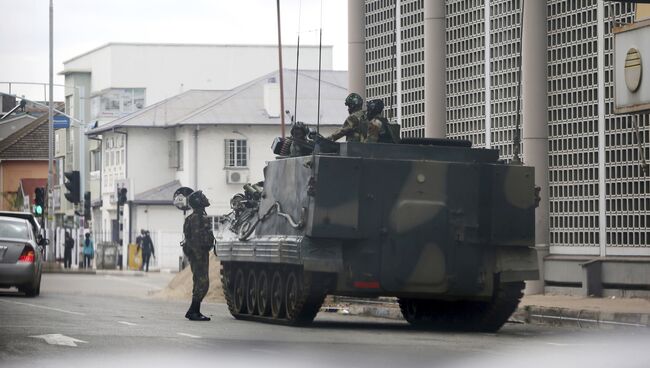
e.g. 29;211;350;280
0;214;44;296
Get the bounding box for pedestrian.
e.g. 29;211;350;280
63;231;74;269
140;230;155;272
82;233;94;269
136;229;145;249
182;190;215;321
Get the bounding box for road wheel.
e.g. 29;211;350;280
246;269;258;315
257;269;271;316
233;268;246;314
285;271;300;320
284;270;325;326
270;270;285;319
398;298;423;324
398;280;525;332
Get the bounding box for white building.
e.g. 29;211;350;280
57;42;334;258
86;69;348;270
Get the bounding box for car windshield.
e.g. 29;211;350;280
0;219;30;240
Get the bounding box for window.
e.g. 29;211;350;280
169;140;183;170
225;139;248;168
90;150;101;172
91;88;146;119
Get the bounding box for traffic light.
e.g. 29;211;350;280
64;171;80;204
84;191;91;221
117;187;127;206
34;187;45;216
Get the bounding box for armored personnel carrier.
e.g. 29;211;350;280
217;137;539;332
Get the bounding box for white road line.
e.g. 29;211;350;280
30;334;87;347
177;332;201;339
117;321;137;326
0;299;86;316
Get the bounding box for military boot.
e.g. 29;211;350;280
185;299;211;321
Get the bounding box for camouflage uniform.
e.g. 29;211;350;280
183;211;215;302
363;99;399;144
329;109;366;142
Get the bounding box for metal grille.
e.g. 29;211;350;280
364;0;425;138
446;0;486;147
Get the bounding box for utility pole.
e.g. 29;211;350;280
47;0;54;261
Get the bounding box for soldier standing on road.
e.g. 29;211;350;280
182;190;215;321
328;93;366;142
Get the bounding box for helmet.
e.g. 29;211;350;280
367;99;385;118
188;190;210;210
344;93;363;111
290;121;309;137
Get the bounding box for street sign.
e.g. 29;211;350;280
53;115;70;129
614;19;650;113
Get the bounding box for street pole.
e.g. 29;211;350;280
47;0;54;261
79;87;86;255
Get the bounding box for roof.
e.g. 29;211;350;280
62;42;332;66
132;180;181;205
18;178;47;205
0;114;37;141
87;69;348;135
0;114;49;159
88;90;227;134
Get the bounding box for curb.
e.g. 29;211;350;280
323;301;650;330
42;269;96;275
513;305;650;329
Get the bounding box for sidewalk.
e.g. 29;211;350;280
323;295;650;329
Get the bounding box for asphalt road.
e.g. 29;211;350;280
1;273;649;368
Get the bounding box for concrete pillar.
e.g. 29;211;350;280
424;0;446;138
348;0;366;99
521;0;549;295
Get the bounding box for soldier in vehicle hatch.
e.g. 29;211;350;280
289;121;311;157
328;92;366;142
363;99;399;144
182;190;215;321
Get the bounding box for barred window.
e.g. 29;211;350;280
225;139;248;168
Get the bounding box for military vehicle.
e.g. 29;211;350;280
216;136;539;332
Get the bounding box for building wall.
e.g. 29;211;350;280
126;128;177;196
64;44;334;108
0;161;48;210
131;205;185;271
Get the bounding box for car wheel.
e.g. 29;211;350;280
22;272;41;297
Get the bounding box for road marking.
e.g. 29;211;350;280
117;321;137;326
30;334;88;347
177;332;201;338
0;299;85;316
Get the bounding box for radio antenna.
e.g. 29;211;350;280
276;0;286;138
317;0;323;133
293;0;302;124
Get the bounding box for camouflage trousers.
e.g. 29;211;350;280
183;244;210;302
